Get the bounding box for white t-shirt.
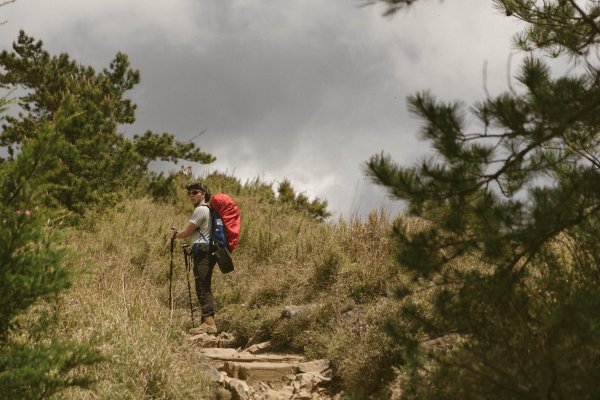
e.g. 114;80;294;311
189;204;212;246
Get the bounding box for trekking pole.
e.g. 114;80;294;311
183;245;195;328
169;237;175;313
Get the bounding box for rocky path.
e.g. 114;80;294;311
190;332;335;400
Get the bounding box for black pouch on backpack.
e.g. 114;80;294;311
213;242;234;274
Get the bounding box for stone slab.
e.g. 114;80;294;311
201;348;305;363
224;361;298;382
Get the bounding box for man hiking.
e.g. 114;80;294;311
170;182;218;335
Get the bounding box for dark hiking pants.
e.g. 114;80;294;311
192;244;217;318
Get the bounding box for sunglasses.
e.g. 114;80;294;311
187;190;202;196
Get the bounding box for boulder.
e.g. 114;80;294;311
244;331;264;349
295;372;331;391
297;359;330;375
225;378;251;400
245;341;272;354
280;386;295;397
190;332;219;347
200;363;221;383
296;390;312;400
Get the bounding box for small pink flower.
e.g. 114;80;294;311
24;210;31;216
15;210;21;215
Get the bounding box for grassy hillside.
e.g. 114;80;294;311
50;172;416;398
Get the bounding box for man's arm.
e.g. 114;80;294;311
170;221;197;240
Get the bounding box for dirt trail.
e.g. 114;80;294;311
191;332;336;400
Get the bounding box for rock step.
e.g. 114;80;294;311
224;361;297;382
194;334;335;400
201;347;306;363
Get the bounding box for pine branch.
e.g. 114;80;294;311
567;0;600;36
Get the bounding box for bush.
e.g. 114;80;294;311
0;122;101;398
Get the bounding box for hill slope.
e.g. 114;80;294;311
54;173;409;398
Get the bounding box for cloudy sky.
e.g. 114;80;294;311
1;0;524;219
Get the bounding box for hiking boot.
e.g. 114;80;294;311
188;315;217;335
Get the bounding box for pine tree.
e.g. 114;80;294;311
0;120;101;399
277;179;331;221
0;30;216;398
0;31;215;214
365;1;600;398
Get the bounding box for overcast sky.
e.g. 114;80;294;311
1;0;524;219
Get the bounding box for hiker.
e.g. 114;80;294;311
169;182;218;335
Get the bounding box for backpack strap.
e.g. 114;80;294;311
196;204;213;245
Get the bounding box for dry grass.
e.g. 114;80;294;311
54;197;212;399
50;173;418;398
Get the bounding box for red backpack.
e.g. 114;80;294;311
209;193;241;251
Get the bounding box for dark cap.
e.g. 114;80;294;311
185;182;211;201
185;182;207;191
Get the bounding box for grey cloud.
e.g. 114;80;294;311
1;0;522;218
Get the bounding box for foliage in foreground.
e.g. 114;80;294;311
365;1;600;398
0;121;100;399
0;30;216;398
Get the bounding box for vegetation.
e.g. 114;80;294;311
0;31;340;398
0;31;215;215
51;172;407;398
364;0;600;398
0;31;215;398
54;194;214;399
3;0;600;399
0;119;101;399
277;179;331;221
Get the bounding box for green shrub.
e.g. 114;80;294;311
0;122;101;398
